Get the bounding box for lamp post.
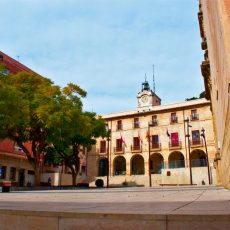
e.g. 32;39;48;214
148;122;154;187
184;118;193;185
106;123;111;188
201;127;211;185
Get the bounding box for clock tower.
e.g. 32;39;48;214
137;79;161;112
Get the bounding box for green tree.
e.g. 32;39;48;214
46;107;107;186
0;72;86;186
185;91;206;101
199;91;205;98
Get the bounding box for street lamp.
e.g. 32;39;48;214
105;123;111;188
148;122;155;187
184;118;193;185
201;127;211;184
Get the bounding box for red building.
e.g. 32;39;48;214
0;51;35;186
0;51;87;187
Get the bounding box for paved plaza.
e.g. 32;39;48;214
0;186;230;229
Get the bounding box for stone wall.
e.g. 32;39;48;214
90;167;216;187
199;0;230;189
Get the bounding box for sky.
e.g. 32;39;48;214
0;0;204;115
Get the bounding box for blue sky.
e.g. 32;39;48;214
1;0;204;115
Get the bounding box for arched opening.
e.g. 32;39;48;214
190;149;207;167
98;158;108;176
150;153;164;174
131;154;144;175
114;156;126;175
168;151;185;168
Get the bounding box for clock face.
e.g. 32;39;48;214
141;95;148;103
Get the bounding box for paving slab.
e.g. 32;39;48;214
0;186;229;229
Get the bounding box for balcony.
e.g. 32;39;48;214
170;117;178;124
97;147;107;155
116;124;123;131
114;146;125;154
150;143;161;151
150;120;158;126
131;145;142;153
190;138;203;147
133;122;140;129
191;114;199;121
169;141;182;150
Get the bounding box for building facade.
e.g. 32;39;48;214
0;51;87;186
198;0;230;189
0;51;36;186
87;81;216;187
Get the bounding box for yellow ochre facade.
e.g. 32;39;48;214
87;81;216;187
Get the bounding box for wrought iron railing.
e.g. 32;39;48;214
114;146;125;153
169;141;182;149
131;145;142;152
170;117;178;124
190;114;199;121
151;143;161;150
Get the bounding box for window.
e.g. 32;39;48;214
100;140;106;153
191;109;199;120
117;120;122;130
81;166;86;174
171;113;178;123
133;137;140;150
116;139;122;152
171;132;179;147
151;135;159;148
0;166;7;179
192;130;201;145
9;167;16;180
14;143;23;152
27;170;35;175
0;69;9;76
151;115;158;126
133;118;139;128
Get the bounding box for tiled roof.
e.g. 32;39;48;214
0;51;34;74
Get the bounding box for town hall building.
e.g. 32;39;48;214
87;80;216;187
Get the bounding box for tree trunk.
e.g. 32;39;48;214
17;141;42;186
34;167;41;186
72;172;77;186
68;164;77;186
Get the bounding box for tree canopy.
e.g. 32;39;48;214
185;91;206;101
0;71;106;185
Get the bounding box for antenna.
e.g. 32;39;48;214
153;64;155;93
17;56;20;62
145;73;147;82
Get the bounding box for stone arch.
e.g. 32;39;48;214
131;154;145;175
98;158;108;176
190;149;207;167
114;156;126;175
168;151;185;168
150;153;164;174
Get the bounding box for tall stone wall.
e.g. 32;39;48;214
199;0;230;188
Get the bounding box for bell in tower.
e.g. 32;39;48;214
142;80;150;91
137;78;161;111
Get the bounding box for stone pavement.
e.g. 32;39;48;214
0;186;229;230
